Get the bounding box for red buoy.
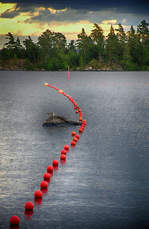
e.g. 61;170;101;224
53;160;59;167
83;120;87;124
40;181;48;189
43;172;51;182
58;89;63;94
75;134;80;139
79;128;83;133
79;117;82;121
60;154;66;160
75;110;79;114
24;201;34;210
34;190;42;199
64;145;69;151
61;149;67;155
73;137;78;142
47;165;53;175
72;131;76;136
9;216;20;226
71;141;76;146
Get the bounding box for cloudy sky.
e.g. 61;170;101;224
0;0;149;47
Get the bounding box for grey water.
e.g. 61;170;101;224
0;71;149;229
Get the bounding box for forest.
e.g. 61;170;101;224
0;20;149;71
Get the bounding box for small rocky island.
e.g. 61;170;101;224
43;112;82;126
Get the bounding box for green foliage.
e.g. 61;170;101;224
3;32;25;59
1;20;149;70
88;59;101;70
106;25;120;64
67;50;79;69
121;45;138;70
90;24;105;60
23;36;40;63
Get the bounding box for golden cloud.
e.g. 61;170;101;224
101;19;117;25
0;15;125;40
0;3;48;36
33;7;46;16
0;3;127;40
0;2;17;15
35;7;45;11
48;7;68;14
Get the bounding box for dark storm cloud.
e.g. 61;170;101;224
1;11;19;18
26;8;90;23
1;0;149;14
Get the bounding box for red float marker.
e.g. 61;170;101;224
72;131;76;136
64;145;69;151
73;137;78;142
40;181;48;189
9;216;20;226
47;165;53;175
71;141;76;146
79;128;83;133
58;89;64;94
60;154;66;161
43;172;51;182
34;190;42;199
53;160;59;167
61;149;67;155
24;201;34;211
75;134;80;139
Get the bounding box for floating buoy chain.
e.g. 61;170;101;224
9;83;87;228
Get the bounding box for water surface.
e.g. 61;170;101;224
0;71;149;229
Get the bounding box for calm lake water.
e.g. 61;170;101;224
0;71;149;229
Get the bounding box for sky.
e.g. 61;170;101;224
0;0;149;48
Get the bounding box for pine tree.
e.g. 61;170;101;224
137;20;149;68
23;36;39;63
105;25;120;65
127;25;143;68
77;28;98;67
115;24;126;61
90;23;105;61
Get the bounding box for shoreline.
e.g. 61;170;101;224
0;69;149;72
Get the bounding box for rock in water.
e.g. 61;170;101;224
43;112;82;126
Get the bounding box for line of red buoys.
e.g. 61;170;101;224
9;83;87;228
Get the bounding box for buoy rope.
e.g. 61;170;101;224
9;83;87;228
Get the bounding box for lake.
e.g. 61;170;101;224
0;71;149;229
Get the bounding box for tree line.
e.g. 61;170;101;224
0;20;149;70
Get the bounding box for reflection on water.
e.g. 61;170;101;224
0;71;149;229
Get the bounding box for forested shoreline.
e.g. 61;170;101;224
0;20;149;71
